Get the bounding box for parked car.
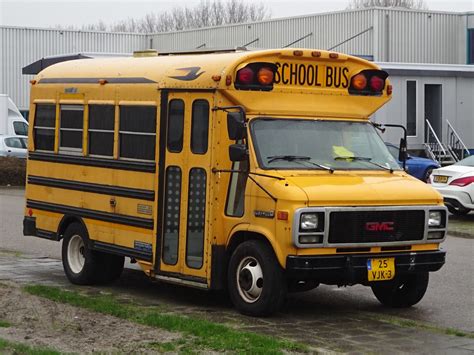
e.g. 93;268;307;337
0;135;28;159
430;155;474;215
385;142;440;182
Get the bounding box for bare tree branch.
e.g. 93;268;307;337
347;0;428;10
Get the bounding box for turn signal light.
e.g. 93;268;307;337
257;67;274;85
351;74;367;90
370;76;385;92
449;176;474;187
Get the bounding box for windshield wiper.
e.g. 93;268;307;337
267;155;334;173
267;155;311;163
334;156;393;173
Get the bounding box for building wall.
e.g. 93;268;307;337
151;9;375;57
0;26;146;111
372;72;474;150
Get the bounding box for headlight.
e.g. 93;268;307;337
428;211;442;227
300;213;319;230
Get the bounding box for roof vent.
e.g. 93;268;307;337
133;49;158;57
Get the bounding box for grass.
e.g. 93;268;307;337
0;337;60;355
24;285;308;354
0;320;11;328
368;314;474;339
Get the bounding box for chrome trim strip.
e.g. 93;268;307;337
292;205;448;249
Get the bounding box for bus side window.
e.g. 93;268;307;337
167;100;184;153
119;106;156;161
33;104;55;151
190;100;209;154
89;105;114;157
162;166;182;265
186;168;207;269
59;105;84;153
225;159;248;217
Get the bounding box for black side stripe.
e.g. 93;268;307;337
38;77;157;84
29;152;156;173
36;229;60;241
27;200;154;230
28;175;155;201
91;241;153;262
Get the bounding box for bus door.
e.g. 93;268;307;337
158;91;213;282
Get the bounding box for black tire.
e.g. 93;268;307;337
62;222;102;285
371;272;429;308
227;240;286;316
423;168;434;183
96;253;125;284
447;205;470;216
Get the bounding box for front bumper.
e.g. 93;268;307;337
286;250;446;285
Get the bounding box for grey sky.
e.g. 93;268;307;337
1;0;473;29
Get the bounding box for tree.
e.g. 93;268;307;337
71;0;270;33
347;0;428;9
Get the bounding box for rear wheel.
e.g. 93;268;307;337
62;222;124;285
62;223;100;285
228;240;286;316
371;272;429;308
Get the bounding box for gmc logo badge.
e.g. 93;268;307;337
365;221;394;232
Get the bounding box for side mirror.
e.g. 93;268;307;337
229;144;248;162
399;138;407;162
227;111;246;140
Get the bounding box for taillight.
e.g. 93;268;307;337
449;176;474;187
237;67;254;85
349;70;388;96
370;76;385;91
235;62;277;91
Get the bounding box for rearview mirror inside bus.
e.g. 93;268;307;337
227;111;246;140
229;144;248;162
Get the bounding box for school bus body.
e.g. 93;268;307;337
24;49;446;315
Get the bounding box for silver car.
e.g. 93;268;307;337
0;135;28;159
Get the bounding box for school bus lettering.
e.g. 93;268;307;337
274;62;349;88
23;48;446;317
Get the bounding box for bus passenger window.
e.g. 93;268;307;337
89;105;114;157
191;100;209;154
33;104;55;151
186;168;206;269
119;106;156;161
163;166;182;265
167;100;184;153
59;105;84;152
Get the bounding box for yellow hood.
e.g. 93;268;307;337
281;171;443;206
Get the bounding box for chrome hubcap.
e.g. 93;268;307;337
236;256;263;303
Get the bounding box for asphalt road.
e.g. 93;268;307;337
1;187;473;333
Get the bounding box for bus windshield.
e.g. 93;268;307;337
250;118;401;171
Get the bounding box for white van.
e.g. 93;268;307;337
0;94;29;136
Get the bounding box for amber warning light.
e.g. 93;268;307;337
349;70;388;96
235;62;277;91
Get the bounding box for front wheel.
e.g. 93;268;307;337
227;240;286;316
371;272;429;308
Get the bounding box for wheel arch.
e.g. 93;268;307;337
57;215;89;241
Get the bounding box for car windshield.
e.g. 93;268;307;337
454;155;474;167
4;137;27;149
250;119;401;171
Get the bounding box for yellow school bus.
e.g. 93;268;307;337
23;48;447;316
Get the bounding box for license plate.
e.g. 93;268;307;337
433;175;449;183
367;258;395;281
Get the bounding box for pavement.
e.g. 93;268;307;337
0;250;473;354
